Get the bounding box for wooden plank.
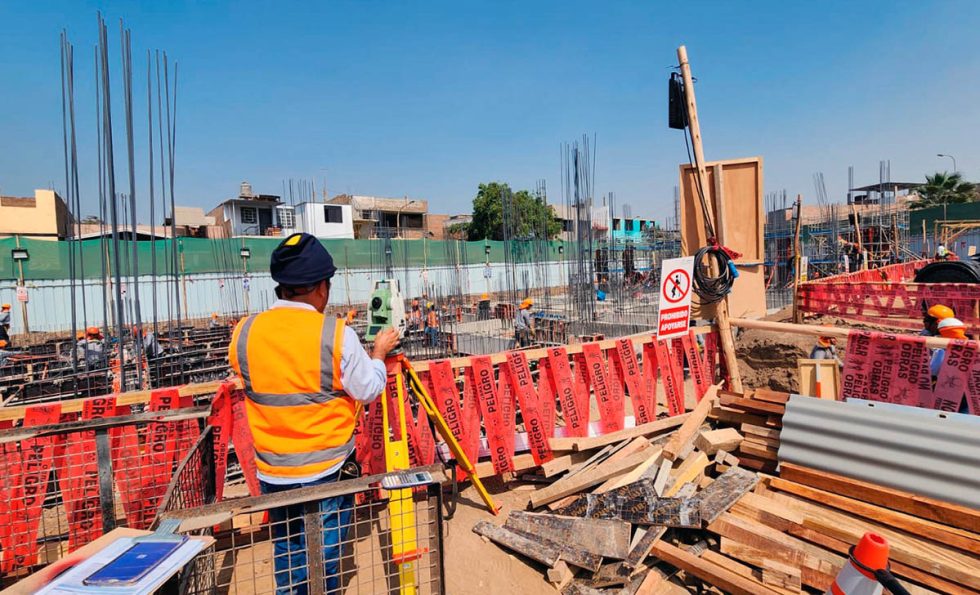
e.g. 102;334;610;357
619;526;668;577
767;477;980;556
546;561;575;589
743;433;780;449
710;406;771;428
761;559;802;592
693;466;759;524
694;427;743;455
652;458;673;496
529;445;655;507
474;453;537;478
540;451;592;478
765;490;980;590
649;540;784;595
779;463;980;534
752;388;791;404
700;551;798;595
504;512;631;559
549;414;689;452
740;423;780;441
473;521;560;567
664;451;709;497
595;447;663;493
719;394;785;416
739;441;777;461
662;385;718;461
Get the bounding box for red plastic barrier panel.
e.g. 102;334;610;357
537;357;557;438
841;331;873;402
886;334;934;408
933;340;978;412
471;355;513;474
681;332;709;402
2;403;61;571
641;341;659;418
611;338;654;425
208;384;234;501
230;390;261;497
655;340;685;416
548;347;588;437
503;351;552;465
582;343;624;434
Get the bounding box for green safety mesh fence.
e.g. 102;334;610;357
0;236;572;280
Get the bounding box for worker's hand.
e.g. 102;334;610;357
371;327;400;360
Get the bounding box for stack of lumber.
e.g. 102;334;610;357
712;388;787;474
473;388;980;594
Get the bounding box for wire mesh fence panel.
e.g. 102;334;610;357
0;404;210;585
166;465;447;595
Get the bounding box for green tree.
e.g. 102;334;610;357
466;182;561;240
913;172;977;209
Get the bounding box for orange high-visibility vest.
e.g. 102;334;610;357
427;310;438;328
229;308;355;480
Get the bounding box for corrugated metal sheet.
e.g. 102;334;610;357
779;396;980;509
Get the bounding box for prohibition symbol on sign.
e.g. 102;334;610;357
661;268;691;304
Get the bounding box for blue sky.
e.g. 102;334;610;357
2;1;979;224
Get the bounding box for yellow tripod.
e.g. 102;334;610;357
381;354;499;594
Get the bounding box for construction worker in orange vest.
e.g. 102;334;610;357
229;232;399;594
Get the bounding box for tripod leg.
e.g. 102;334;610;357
401;357;500;515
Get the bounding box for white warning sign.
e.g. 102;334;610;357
657;256;695;340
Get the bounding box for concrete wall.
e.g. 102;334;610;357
296;203;354;239
0;189;72;240
0;260;568;334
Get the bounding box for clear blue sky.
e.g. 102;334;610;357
2;1;979;224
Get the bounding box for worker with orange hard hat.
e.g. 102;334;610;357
810;335;843;368
228;232;399;593
515;297;534;348
73;325;106;369
922;303;954;337
0;338;15;367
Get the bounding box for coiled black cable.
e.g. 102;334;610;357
693;245;735;304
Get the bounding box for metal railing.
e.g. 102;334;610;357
161;464;448;595
0;405;210;584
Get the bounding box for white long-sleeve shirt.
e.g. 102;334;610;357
259;299;387;485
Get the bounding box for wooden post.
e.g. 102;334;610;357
850;204;865;270
14;235;30;334
677;45;743;392
891;214;900;262
792;195;803;323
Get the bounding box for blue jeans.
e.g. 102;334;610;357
425;326;438;347
260;472;353;595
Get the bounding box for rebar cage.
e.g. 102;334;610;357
0;404;213;585
161;464;448;595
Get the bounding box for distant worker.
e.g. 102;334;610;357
623;242;636;283
425;302;439;347
922;303;955;337
408;299;422;331
0;303;10;344
0;339;15;367
75;326;106;369
936;243;950;261
810;336;843;368
133;325;164;359
228;233;399;594
477;292;491;321
345;308;357;325
515;298;534;348
208;312;220;329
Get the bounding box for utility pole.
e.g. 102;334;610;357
677;45;743;392
14;235;30;333
792;195;803;324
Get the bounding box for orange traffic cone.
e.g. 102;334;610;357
825;532;890;595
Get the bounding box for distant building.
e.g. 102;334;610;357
207;182;286;237
551;203;609;242
329;194;429;239
0;189;72;240
291;202;355;239
164;206;224;238
610;215;656;242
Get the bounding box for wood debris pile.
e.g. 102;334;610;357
473;388;980;594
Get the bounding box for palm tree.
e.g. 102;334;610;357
913;172;977;209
